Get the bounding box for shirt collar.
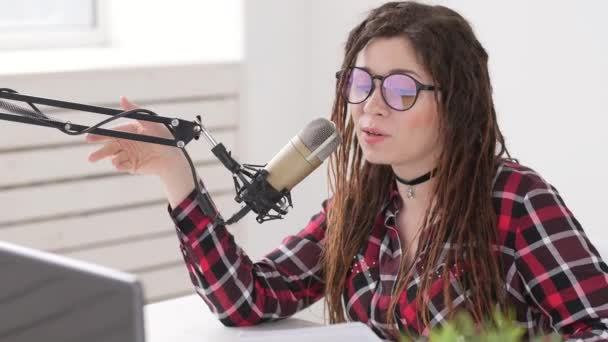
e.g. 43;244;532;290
383;181;402;228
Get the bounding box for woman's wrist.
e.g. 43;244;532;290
157;153;190;180
158;154;197;208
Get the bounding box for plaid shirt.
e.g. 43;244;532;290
170;160;608;341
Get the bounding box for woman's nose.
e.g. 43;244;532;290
363;80;389;116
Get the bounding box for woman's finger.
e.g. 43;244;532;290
85;122;139;143
86;96;140;143
112;150;133;171
88;140;122;163
120;96;158;131
116;160;134;172
120;96;139;111
111;150;130;165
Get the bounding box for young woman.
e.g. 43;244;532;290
86;2;608;340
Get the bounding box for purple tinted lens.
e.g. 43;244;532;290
383;74;417;110
344;68;372;103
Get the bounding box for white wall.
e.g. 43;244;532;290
107;0;243;63
241;0;608;261
0;1;243;74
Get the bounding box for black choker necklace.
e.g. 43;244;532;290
394;168;437;199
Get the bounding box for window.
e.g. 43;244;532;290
0;0;107;50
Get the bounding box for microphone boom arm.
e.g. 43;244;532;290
0;88;199;147
0;88;293;225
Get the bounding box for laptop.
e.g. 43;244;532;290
0;241;145;342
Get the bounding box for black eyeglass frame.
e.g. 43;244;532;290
335;66;438;111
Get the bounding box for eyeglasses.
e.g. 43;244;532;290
335;67;438;111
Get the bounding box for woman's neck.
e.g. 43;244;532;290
395;178;435;212
392;161;437;211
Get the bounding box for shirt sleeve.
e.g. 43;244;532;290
168;183;328;327
514;182;608;341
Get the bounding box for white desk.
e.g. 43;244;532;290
144;294;321;342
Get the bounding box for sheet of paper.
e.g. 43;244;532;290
238;321;383;342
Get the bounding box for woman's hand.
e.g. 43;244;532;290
86;97;195;207
86;96;187;177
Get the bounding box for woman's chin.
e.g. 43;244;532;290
362;153;393;166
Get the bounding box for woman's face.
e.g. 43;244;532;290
350;36;442;174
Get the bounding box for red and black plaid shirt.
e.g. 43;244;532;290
170;160;608;341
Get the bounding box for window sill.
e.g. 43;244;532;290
0;46;241;76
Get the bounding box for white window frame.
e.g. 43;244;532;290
0;1;108;51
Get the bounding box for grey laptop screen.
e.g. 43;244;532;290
0;242;145;342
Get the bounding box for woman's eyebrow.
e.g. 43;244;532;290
389;68;422;78
358;66;422;79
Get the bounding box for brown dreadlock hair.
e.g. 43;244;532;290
322;1;513;336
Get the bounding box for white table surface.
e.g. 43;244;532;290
144;294;321;342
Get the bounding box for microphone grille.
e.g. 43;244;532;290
298;118;342;161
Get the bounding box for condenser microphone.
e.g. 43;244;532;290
264;117;341;193
210;117;342;224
